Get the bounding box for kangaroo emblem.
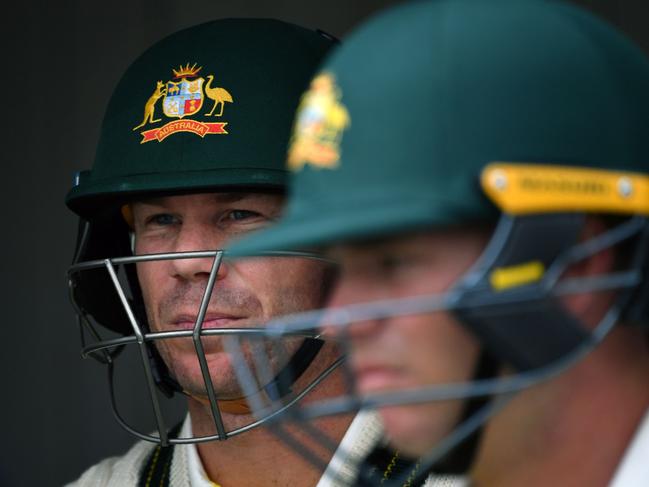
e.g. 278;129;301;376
133;81;167;130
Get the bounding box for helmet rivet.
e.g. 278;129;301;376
617;177;633;198
491;170;508;191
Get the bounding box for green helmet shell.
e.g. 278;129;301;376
231;0;649;255
66;19;335;218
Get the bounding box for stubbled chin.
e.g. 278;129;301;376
165;348;243;397
379;403;452;458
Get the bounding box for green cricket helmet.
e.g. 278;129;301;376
65;19;337;445
226;0;649;481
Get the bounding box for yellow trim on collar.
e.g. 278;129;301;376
481;163;649;216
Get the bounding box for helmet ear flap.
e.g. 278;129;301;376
70;211;147;335
452;214;591;371
70;213;184;398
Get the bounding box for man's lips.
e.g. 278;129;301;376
353;363;407;393
170;313;245;330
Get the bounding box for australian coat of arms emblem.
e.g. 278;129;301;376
133;63;233;144
288;72;350;171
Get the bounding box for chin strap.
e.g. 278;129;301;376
219;337;325;415
216;398;253;415
264;337;324;401
217;338;324;414
150;336;325;416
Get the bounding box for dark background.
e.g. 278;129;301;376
2;1;648;485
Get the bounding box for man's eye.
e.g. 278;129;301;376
146;214;178;226
225;210;260;221
217;209;272;234
219;209;271;227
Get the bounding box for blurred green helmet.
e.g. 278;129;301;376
231;0;649;379
65;19;337;445
227;1;649;479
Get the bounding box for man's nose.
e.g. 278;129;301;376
169;224;229;282
322;276;384;341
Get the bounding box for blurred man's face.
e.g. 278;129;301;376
325;229;489;457
132;192;332;403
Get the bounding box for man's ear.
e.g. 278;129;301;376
562;216;616;327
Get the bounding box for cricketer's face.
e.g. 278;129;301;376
132;192;333;404
324;229;488;457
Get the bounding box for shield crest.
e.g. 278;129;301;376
163;77;205;118
288;73;350;171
